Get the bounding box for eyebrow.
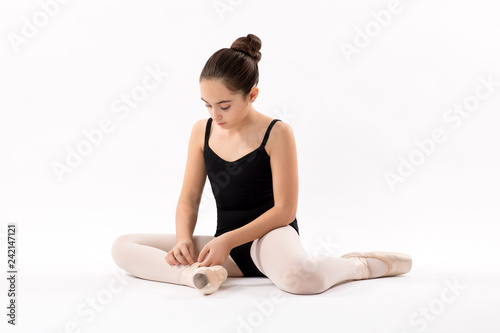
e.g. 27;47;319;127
201;97;232;104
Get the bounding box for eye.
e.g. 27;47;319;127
205;104;212;108
220;106;230;111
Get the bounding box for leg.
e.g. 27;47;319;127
250;226;391;295
110;233;243;287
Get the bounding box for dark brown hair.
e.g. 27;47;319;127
200;34;262;97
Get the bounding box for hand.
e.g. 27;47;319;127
197;235;232;267
165;238;195;266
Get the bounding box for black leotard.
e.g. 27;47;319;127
203;117;299;277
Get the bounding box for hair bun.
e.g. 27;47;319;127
230;34;262;63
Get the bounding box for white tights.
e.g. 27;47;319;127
111;226;363;295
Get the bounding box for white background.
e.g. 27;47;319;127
1;0;499;332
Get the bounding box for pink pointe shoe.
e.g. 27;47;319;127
341;251;412;280
180;262;228;295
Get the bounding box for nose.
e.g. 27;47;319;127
213;112;222;121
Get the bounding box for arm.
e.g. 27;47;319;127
198;121;299;265
166;119;207;265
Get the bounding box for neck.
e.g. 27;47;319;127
223;107;258;135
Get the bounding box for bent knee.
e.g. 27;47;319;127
110;234;136;266
273;259;328;295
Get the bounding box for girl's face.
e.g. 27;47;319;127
200;79;254;129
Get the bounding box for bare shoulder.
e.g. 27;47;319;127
193;117;210;131
190;118;210;150
266;120;296;152
270;120;294;140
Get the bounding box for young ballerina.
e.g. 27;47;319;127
111;34;412;295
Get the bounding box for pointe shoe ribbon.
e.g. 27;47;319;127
180;262;228;295
341;251;412;280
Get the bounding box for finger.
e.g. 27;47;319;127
165;251;177;265
203;258;214;267
199;252;213;267
173;248;184;266
177;250;188;265
198;246;208;263
183;246;195;265
180;245;195;265
165;250;173;264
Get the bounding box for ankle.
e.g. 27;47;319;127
180;262;201;288
180;263;228;295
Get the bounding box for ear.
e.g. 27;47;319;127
249;86;259;102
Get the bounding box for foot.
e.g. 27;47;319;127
341;251;412;280
348;257;389;279
180;262;228;295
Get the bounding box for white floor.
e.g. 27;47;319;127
2;201;500;333
5;260;500;333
